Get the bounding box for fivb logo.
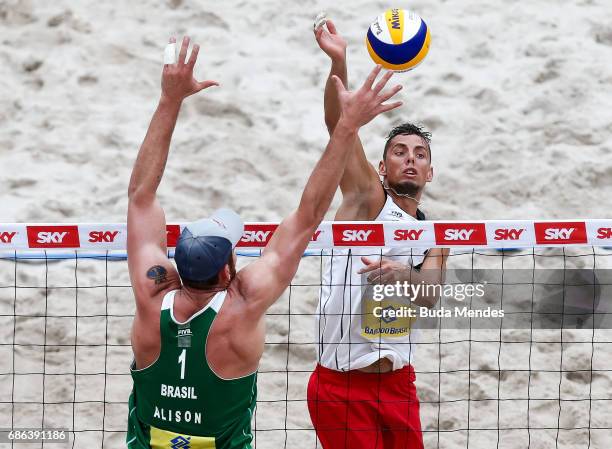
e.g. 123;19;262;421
434;223;487;246
27;225;80;248
534;222;587;244
332;223;385;246
239;224;278;247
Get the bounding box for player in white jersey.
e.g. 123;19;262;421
308;19;450;449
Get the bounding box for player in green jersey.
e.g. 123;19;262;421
125;36;403;449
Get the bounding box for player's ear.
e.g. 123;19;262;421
217;264;230;285
223;254;237;282
378;160;387;176
426;166;433;182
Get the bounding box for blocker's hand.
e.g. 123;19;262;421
333;65;402;130
161;36;219;102
358;256;407;284
314;19;347;61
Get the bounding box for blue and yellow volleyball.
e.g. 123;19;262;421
366;9;431;72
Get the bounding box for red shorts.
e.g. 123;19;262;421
307;364;424;449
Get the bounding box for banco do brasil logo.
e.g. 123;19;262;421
171;435;191;449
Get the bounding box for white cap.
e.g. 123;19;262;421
185;208;244;248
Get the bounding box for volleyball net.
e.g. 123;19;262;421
1;220;612;448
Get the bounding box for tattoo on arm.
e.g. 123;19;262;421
147;265;168;284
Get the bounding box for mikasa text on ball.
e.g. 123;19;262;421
366;8;431;72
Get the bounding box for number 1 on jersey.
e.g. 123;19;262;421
178;349;186;380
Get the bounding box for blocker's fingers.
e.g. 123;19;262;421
378;84;403;103
178;36;190;64
363;65;382;90
373;70;394;93
187;43;200;68
197;80;220;90
163;42;177;65
378;100;403;114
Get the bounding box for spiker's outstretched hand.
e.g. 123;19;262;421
333;65;403;130
162;36;219;102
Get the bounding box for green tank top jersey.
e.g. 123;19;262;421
126;290;257;449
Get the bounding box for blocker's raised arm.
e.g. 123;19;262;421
127;37;219;306
237;65;403;314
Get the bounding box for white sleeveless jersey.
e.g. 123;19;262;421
315;194;428;371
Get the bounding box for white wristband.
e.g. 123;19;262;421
313;12;327;31
163;43;177;65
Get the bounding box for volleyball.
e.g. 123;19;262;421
366;8;431;72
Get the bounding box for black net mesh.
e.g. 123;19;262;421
1;247;611;448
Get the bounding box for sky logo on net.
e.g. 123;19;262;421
27;225;80;248
596;227;612;239
88;230;119;243
332;223;385;246
434;223;487;245
393;229;424;241
493;228;525;241
239;224;278;247
0;231;17;244
534;222;587;244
